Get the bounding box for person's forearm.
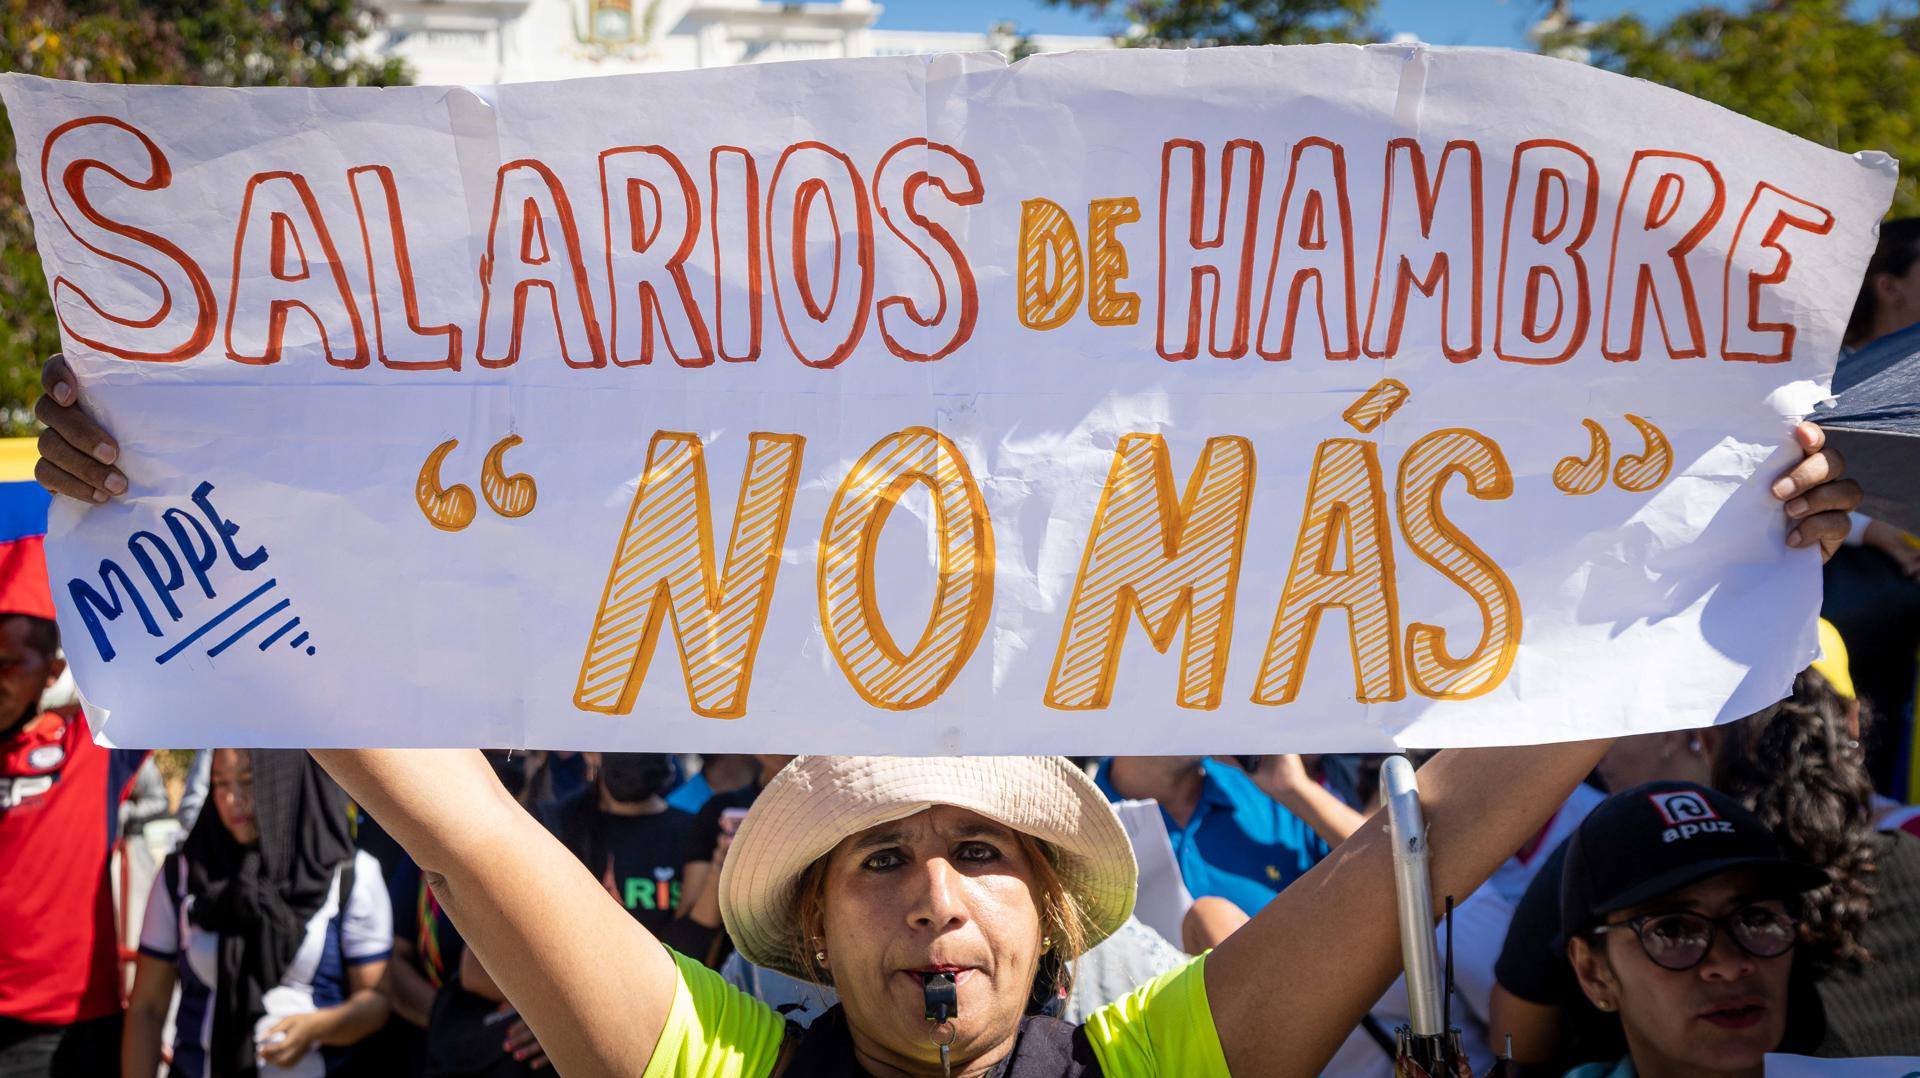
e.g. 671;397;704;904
685;862;724;929
1270;781;1366;846
1205;736;1612;1078
461;950;509;1004
120;1007;166;1078
387;958;437;1027
310;750;510;875
313;989;392;1047
307;748;679;1076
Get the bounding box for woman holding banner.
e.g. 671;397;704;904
34;353;1865;1078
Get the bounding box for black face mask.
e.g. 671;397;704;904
599;753;675;803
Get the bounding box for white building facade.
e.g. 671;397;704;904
365;0;1114;85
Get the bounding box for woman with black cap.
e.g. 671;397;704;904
1560;782;1828;1078
122;749;393;1077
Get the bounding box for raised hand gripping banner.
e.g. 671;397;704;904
0;45;1896;751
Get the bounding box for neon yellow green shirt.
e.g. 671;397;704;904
640;947;1228;1077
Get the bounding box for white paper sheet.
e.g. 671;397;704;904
0;45;1897;750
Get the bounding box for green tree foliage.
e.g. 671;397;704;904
1551;0;1920;216
0;1;408;432
1044;0;1375;46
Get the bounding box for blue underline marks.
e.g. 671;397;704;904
156;579;279;665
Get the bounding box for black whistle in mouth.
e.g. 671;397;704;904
922;971;959;1024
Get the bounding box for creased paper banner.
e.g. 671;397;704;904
0;45;1897;752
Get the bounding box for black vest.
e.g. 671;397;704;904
779;1006;1105;1077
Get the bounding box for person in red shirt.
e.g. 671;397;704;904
0;605;147;1077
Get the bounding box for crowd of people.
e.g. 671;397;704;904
3;217;1919;1077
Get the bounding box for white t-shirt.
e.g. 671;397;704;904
1321;784;1604;1078
139;848;391;1077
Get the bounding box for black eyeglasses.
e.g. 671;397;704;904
1592;901;1799;971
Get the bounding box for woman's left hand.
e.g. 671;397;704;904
504;1013;551;1070
256;1011;328;1068
1776;421;1861;560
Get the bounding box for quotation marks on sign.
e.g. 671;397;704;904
416;436;538;532
1551;415;1672;496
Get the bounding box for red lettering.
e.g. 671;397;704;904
710;147;763;363
225;171;368;367
1601;150;1724;361
1722;183;1835;363
477;159;607;369
1363;139;1483;361
1495;139;1597;365
1256;137;1357;361
873;138;983;363
348;165;460;370
1158;138;1264;360
601;146;714;367
38;116;215;362
766;142;873;369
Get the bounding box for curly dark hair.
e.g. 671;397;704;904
1712;669;1880;970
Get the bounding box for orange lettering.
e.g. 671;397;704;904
575;432;804;719
818;428;992;710
1046;435;1254;711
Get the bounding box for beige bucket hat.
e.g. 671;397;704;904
719;756;1138;979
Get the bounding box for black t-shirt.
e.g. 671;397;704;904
1814;830;1920;1056
1495;838;1628;1069
549;790;696;934
603;808;696;933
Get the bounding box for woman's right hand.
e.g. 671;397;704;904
34;353;126;503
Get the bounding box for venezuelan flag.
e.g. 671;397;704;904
0;437;55;620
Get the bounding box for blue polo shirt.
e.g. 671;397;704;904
1095;759;1329;916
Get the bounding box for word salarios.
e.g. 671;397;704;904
42;117;1835;372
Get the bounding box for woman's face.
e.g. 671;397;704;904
1570;870;1793;1076
818;806;1047;1074
210;748;259;846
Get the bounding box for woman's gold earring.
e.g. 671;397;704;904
1042;936;1053;952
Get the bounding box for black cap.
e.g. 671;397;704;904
1559;781;1827;942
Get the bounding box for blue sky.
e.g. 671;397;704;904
872;0;1700;49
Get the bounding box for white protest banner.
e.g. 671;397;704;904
0;45;1896;752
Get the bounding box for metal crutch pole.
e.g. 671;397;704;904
1382;754;1472;1077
